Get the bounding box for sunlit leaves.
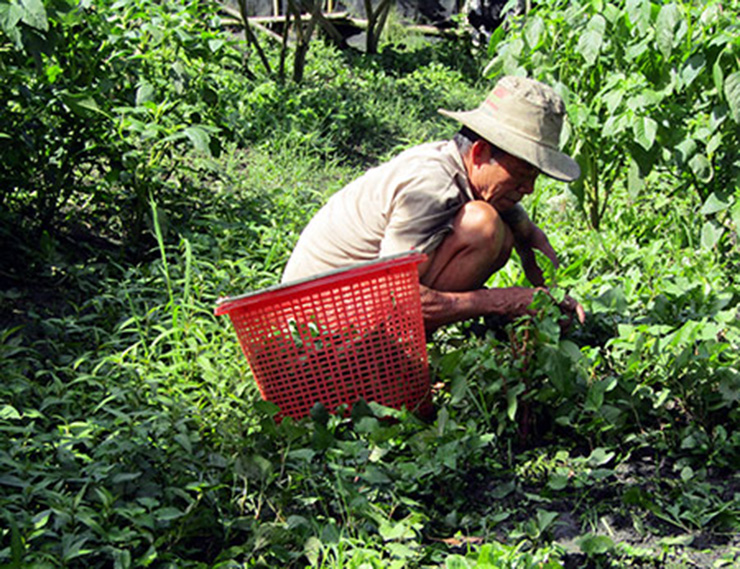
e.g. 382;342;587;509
0;404;21;420
524;14;545;50
699;192;731;215
655;3;682;60
135;82;156;106
632;115;658;150
689;153;713;183
681;54;705;89
0;2;24;48
625;0;651;35
725;71;740;123
700;220;724;249
627;156;644;198
484;0;740;230
577;15;606;66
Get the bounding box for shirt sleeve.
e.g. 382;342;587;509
379;176;465;257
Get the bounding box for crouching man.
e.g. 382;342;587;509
283;75;585;333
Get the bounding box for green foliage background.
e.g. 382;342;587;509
1;0;739;567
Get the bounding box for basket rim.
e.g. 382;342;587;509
214;251;426;316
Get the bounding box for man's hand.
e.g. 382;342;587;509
420;285;539;334
557;293;586;329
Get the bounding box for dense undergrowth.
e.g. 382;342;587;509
1;0;740;567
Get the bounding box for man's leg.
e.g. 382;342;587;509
419;201;513;292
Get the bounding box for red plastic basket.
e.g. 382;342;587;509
215;252;431;420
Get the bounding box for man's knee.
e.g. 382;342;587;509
419;201;513;291
454;200;508;254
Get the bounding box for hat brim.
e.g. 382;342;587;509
439;108;581;182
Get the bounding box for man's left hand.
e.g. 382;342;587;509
558;294;586;329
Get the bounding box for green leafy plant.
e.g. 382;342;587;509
485;0;740;233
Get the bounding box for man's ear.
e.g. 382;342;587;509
470;139;491;167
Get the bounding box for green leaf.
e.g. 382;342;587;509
577;16;606;66
524;15;545;50
578;30;602;66
59;92;109;119
632;115;657;150
699;192;730;215
627;156;644;198
603;3;621;24
506;392;517;421
155;507;184;522
0;3;24;48
707;132;722;156
585;387;605;413
487;25;506;58
659;534;694;547
378;518;414;541
19;0;48;32
536;509;559;531
446;556;472;569
62;535;91;562
724;70;740;123
602;88;624;114
674;138;697;166
578;533;614;555
491;480;515;499
506;383;525;421
700;220;724;249
689;153;713;183
732;200;740;231
625;0;650;34
136;83;155;106
655;3;680;60
587;448;614;467
111;472;142;484
0;2;22;30
208;38;225;52
304;536;322;566
713;55;724;93
548;473;569;490
0;404;21;420
174;432;192;454
680;54;705;89
183;126;211;154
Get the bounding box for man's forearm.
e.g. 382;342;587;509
515;242;545;287
499;203;531;237
419;285;538;333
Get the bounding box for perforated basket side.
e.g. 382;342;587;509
218;253;430;419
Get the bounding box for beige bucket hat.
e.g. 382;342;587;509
439;76;581;182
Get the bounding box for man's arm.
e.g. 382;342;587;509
420;284;585;334
420;284;539;333
500;204;558;287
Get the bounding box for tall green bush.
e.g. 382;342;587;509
0;0;242;246
485;0;740;237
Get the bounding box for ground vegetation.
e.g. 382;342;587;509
1;0;739;567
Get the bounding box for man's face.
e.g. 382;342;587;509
470;144;539;212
